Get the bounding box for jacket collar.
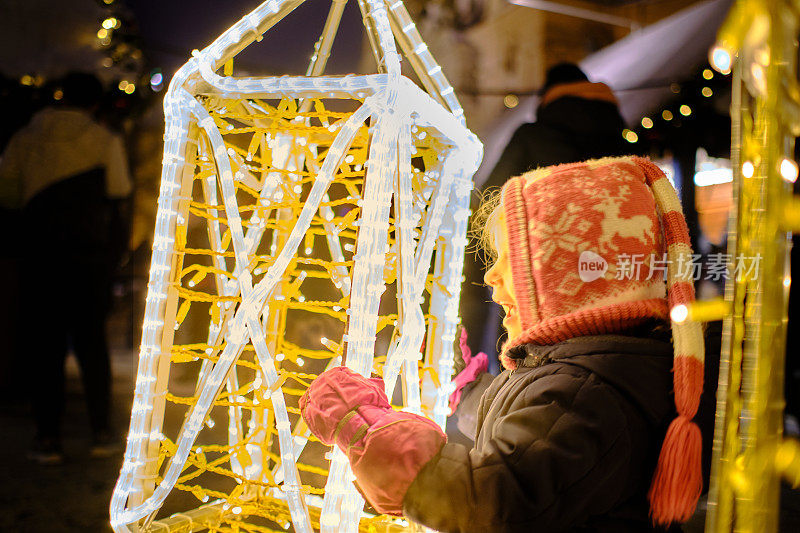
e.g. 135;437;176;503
506;334;675;424
539;80;618;108
507;334;672;366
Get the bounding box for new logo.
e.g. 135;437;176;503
578;250;608;282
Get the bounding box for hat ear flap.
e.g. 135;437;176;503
632;156;705;526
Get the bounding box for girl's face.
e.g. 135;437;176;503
483;212;523;340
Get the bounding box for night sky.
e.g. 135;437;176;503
128;0;367;75
0;0;368;80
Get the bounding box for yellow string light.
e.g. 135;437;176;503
120;96;462;531
112;2;482;529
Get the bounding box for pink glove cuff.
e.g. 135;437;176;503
350;410;446;516
331;404;388;450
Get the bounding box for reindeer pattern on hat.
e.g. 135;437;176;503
514;158;664;316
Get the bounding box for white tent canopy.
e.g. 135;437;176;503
474;0;732;188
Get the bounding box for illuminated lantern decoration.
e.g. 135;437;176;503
110;0;482;531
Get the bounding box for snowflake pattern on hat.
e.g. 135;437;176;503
516;159;664;321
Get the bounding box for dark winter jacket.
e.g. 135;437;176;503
402;334;677;532
483;92;630;192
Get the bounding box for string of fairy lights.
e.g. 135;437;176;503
708;43;799;184
15;0;163;105
625;63;733;147
91;0;164;97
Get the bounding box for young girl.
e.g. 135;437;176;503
300;156;704;532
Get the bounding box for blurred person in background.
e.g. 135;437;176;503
0;72;132;464
483;62;630;190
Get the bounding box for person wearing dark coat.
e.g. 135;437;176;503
482;63;630;192
300;157;705;532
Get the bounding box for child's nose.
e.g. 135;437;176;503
484;264;498;286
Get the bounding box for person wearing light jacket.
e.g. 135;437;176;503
0;72;132;464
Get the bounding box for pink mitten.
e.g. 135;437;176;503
449;327;488;413
299;366;390;446
300;366;446;515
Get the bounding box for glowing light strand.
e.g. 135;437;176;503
111;0;482;530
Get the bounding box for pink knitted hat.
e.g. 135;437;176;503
499;156;705;526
